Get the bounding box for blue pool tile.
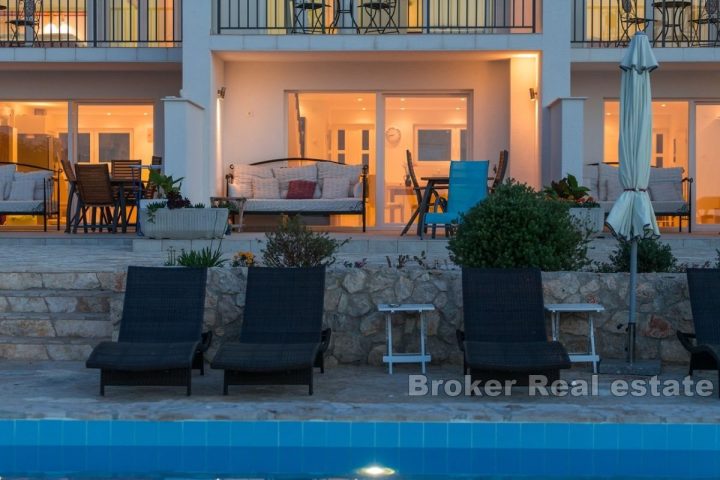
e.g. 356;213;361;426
617;423;643;449
691;423;718;450
641;424;667;450
0;420;13;445
325;422;351;448
37;420;63;446
593;423;618;450
14;420;39;446
422;447;449;474
398;422;423;448
205;421;231;447
155;421;183;446
302;422;326;448
351;422;375;448
471;423;496;448
447;448;473;474
182;421;207;447
205;445;231;473
253;421;279;447
85;445;111;472
230;422;255;447
568;423;594;449
86;421;110;446
278;422;302;447
544;423;569;449
276;446;303;473
375;422;399;448
134;421;158;447
496;423;521;449
109;420;135;446
667;424;693;451
181;445;207;473
448;423;472;448
424;423;448;448
520;423;545;449
61;421;86;446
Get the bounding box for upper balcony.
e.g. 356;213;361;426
0;0;181;47
214;0;537;36
572;0;720;48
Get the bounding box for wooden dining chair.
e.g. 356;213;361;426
400;150;447;236
110;159;143;227
59;157;80;234
73;163;121;234
489;150;509;193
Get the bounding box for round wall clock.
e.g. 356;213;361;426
385;127;402;143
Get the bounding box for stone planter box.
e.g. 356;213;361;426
139;207;229;239
569;207;605;234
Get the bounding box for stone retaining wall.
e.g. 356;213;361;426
0;268;692;365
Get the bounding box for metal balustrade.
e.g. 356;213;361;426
215;0;537;35
572;0;720;47
0;0;181;47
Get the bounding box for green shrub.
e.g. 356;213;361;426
261;215;348;267
166;246;226;268
447;180;589;271
598;237;677;273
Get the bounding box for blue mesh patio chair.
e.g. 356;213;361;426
421;160;489;239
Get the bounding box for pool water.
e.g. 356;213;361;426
1;420;719;479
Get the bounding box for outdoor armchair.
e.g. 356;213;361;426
678;268;720;398
456;268;571;386
422;160;489;239
86;266;208;396
211;266;329;395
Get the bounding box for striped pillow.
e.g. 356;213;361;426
252;177;280;199
322;176;352;199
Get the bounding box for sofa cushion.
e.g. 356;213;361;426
245;198;363;213
322;176;351;199
649;166;684;185
232;164;274;198
649;182;683;202
598;163;622;201
583;164;600;201
286;180;317;200
0;164;16;182
252;177;280;199
651;200;688;214
317;162;362;193
14;171;52;201
273;165;319;198
0;200;44;213
0;179;8;200
8;179;35;201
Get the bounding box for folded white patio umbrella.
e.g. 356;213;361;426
605;31;660;369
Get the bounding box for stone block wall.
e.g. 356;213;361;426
0;267;693;365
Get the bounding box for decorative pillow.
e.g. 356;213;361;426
605;177;625;201
322;176;351;199
352;181;363;199
650;182;684;202
252;177;280;199
15;171;51;201
233;164;274;198
0;164;16;182
598;163;621;201
286;180;317;200
273;165;318;197
0;179;7;200
649;167;683;185
8;179;36;201
317;162;362;196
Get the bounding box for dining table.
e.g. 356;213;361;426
652;0;693;46
109;177;135;233
415;175;449;237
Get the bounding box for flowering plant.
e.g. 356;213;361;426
232;251;255;267
543;174;599;208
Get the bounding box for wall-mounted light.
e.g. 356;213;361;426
529;88;538;101
217;87;226;99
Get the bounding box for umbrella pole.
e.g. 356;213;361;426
628;238;638;364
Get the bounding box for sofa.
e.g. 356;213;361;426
583;163;693;232
225;158;368;231
0;162;59;231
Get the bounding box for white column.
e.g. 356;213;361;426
163;97;206;202
547;97;587;182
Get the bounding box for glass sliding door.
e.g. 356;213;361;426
694;104;720;230
77;104;154;165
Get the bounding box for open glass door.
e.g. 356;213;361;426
694;104;720;231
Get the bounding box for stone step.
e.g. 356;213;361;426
0;335;105;361
0;237;133;248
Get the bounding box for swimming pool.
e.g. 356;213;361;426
1;420;719;478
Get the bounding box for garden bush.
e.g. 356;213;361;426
448;180;589;271
598;237;677;273
262;215;347;267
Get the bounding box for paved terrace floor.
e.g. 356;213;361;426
2;362;719;423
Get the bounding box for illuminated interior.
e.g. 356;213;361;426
694;104;720;227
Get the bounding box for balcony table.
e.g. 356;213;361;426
330;0;359;33
652;0;693;47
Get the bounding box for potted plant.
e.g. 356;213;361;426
139;171;229;239
543;174;604;234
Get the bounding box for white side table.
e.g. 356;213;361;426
545;303;604;374
378;303;434;374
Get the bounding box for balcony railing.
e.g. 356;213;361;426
572;0;720;47
215;0;537;35
0;0;181;47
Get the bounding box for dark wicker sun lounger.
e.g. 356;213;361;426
678;268;720;398
86;266;208;396
211;266;329;395
456;268;571;386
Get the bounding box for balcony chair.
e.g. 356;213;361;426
456;268;571;386
692;0;720;46
400;149;447;236
360;0;399;33
677;268;720;398
617;0;653;47
211;266;330;396
488;149;509;193
421;160;489;239
72;163;122;234
6;0;40;45
291;0;330;33
86;267;208;396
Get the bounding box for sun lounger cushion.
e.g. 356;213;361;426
463;341;570;371
86;341;199;371
211;342;320;372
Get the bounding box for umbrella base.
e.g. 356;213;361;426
598;358;661;376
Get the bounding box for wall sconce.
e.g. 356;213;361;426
217;87;226;99
529;88;538;101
